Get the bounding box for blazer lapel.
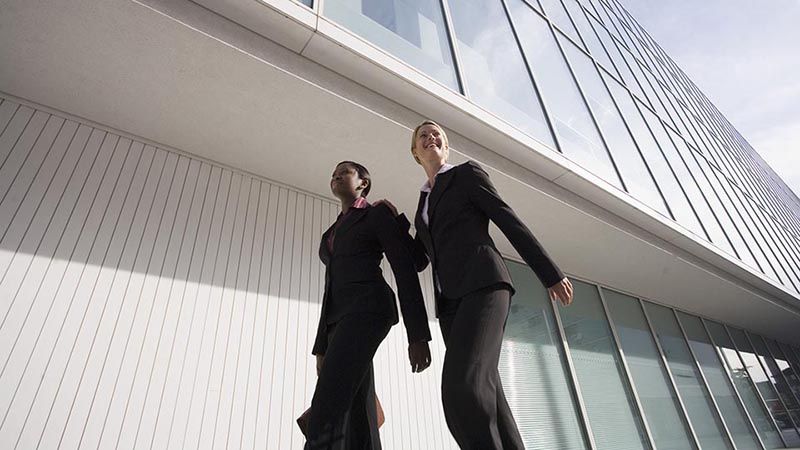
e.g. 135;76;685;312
328;206;369;255
426;168;455;225
336;206;368;236
414;191;433;256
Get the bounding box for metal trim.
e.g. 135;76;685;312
550;294;599;449
596;286;657;449
437;0;469;97
702;318;767;450
674;310;739;449
639;299;703;449
725;325;790;448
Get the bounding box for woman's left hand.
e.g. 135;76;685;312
408;341;431;373
548;277;574;306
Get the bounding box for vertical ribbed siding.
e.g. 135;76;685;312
0;95;455;449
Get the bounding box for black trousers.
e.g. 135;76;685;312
438;286;524;450
305;313;391;450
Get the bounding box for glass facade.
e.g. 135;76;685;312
503;288;800;447
501;260;798;449
322;0;800;295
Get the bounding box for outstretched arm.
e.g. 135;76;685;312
465;161;572;304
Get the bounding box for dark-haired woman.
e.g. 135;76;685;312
305;161;432;450
381;121;574;449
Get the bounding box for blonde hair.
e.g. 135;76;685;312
410;120;449;165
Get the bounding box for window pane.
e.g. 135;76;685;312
779;342;800;397
323;0;459;89
557;279;650;449
728;327;800;446
612;92;705;232
705;321;784;449
643;302;732;450
677;313;761;450
748;334;800;429
691;154;753;261
638;110;713;241
447;0;555;146
603;289;695;450
589;16;647;102
765;339;800;407
713;170;779;281
561;0;619;79
699;161;761;269
507;0;621;188
502;260;589;450
539;0;583;47
668;136;736;256
560;37;668;214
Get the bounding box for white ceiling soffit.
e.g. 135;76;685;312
0;0;798;343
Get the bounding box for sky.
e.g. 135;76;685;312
619;0;800;199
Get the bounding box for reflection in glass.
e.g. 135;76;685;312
539;0;584;47
323;0;459;89
557;279;649;449
704;322;784;449
677;312;761;450
560;36;668;214
712;169;779;281
728;327;800;446
603;289;695;449
589;16;647;102
561;0;619;79
502;260;589;450
765;339;800;409
667;135;736;256
779;342;800;398
748;334;800;432
689;153;751;260
446;0;556;146
643;302;732;450
507;0;621;188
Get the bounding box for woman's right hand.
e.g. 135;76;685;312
374;199;398;217
408;341;431;373
316;354;324;376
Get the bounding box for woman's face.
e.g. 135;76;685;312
413;124;448;165
330;163;366;200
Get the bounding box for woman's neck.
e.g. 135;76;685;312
423;160;446;188
339;195;358;213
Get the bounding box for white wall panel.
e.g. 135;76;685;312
0;95;456;449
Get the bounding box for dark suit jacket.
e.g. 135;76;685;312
398;161;564;315
312;203;431;355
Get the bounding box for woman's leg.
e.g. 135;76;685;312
306;313;390;450
439;287;524;450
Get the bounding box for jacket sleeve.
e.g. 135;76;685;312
312;309;327;355
394;213;430;272
464;161;565;288
374;204;432;344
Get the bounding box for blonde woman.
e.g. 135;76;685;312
381;122;573;449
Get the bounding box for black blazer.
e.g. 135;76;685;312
398;161;564;314
312;203;431;355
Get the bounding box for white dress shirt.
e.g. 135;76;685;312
420;163;455;226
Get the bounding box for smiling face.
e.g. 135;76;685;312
411;122;449;166
330;162;369;200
